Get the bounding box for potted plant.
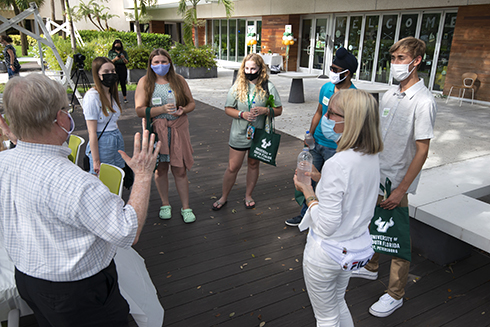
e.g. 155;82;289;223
169;43;217;79
126;46;151;83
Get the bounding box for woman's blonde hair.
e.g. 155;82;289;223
331;89;383;154
142;48;189;108
92;57;121;116
234;53;269;103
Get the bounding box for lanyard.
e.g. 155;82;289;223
247;91;257;110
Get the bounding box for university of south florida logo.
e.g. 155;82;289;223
374;217;394;233
261;138;271;149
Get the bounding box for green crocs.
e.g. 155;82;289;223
159;205;172;219
181;208;196;223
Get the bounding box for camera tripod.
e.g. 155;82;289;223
70;67;90;106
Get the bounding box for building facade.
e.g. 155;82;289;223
146;0;490;102
3;0;490;101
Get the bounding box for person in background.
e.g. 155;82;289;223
351;37;437;318
0;35;21;79
0;73;160;326
83;57;125;176
134;48;197;223
108;39;129;104
286;47;357;227
212;53;283;211
294;89;383;327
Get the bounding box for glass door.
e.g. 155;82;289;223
299;19;313;71
299;16;332;73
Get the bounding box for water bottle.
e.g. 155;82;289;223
297;147;313;184
305;130;315;149
167;90;175;112
251;101;257;122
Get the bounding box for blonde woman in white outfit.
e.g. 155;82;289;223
294;89;383;327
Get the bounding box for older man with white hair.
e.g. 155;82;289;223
0;73;160;326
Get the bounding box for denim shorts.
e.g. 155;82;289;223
86;129;125;174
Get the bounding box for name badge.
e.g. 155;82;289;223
152;97;162;106
382;108;390;117
322;96;330;106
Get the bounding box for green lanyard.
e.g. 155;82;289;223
247;91;257;111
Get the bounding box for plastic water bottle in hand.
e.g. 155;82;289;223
297;147;313;185
305;130;315;149
251;101;257;122
167;90;176;113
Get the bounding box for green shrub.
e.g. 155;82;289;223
126;46;151;69
78;30;172;50
169;43;217;68
33;35;74;70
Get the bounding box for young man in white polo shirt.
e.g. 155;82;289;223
351;37;437;317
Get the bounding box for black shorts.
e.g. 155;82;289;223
230;145;250;152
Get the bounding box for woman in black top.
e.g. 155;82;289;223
0;35;21;79
108;39;129;104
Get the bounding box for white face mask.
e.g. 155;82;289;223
391;59;416;82
329;69;349;85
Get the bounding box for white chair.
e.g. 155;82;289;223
0;245;33;327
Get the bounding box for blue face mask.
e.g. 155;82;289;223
151;63;170;76
321;116;343;142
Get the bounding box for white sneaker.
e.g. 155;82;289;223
351;267;378;280
369;293;403;317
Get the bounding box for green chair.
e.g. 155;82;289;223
99;163;125;197
68;134;85;165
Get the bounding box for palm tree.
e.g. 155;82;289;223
178;0;233;47
0;0;46;55
64;0;76;51
125;0;156;46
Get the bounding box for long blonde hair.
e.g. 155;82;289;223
234;53;269;103
143;48;189;108
92;57;121;116
331;89;383;155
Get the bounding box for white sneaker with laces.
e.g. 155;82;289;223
369;293;403;317
351;267;378;280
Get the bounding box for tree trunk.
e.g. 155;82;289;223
136;20;142;46
51;0;56;21
194;26;198;47
60;0;66;38
64;0;77;51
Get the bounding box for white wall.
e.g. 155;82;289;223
37;0;131;32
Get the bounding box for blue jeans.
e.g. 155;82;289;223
7;65;20;79
299;143;337;217
86;129;125;174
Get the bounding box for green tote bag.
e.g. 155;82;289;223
370;178;411;262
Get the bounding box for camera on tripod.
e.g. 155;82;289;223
73;53;86;69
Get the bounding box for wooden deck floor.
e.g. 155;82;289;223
15;95;490;327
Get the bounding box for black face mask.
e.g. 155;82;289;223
245;70;261;81
101;73;118;88
115;46;122;51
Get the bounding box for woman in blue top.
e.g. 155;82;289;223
134;48;196;223
83;57;125;175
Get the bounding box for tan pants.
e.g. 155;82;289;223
364;194;410;301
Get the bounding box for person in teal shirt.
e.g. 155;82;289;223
285;47;358;227
108;39;129;104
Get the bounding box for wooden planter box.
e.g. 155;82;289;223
175;65;217;79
